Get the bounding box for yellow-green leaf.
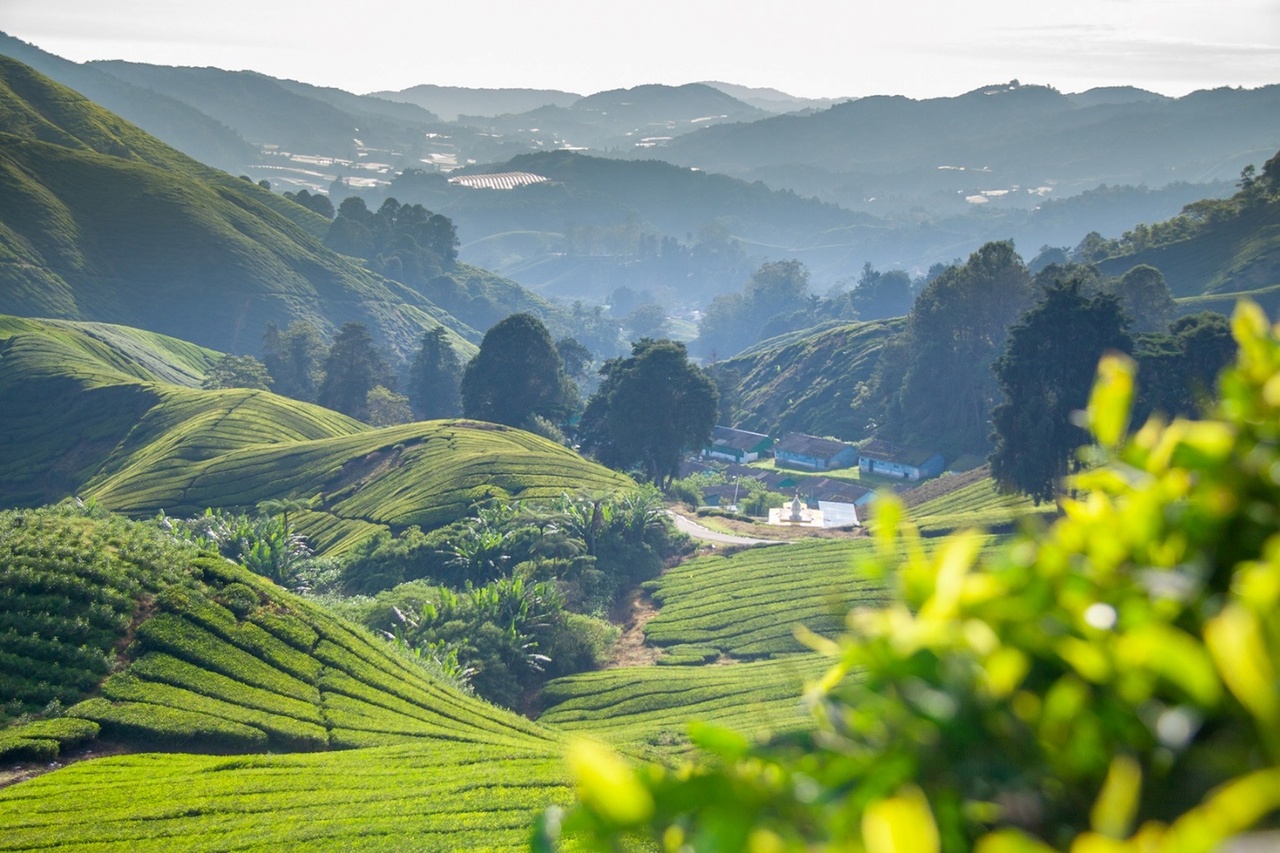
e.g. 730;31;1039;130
862;786;940;853
567;738;654;827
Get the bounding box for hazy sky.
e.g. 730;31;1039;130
5;0;1279;98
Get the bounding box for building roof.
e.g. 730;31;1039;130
776;432;854;460
709;425;773;453
858;439;942;468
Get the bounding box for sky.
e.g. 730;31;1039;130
4;0;1279;99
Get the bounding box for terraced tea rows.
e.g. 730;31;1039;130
0;315;632;551
0;741;569;851
642;540;888;658
908;476;1055;533
539;655;830;747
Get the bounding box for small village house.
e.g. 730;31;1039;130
703;426;774;464
774;433;858;471
857;439;944;481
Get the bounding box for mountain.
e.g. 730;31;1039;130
0;315;631;552
371;83;581;122
655;81;1280;213
361;149;872;303
457;83;766;153
0;31;255;173
699;80;849;113
0;55;536;357
88;60;439;159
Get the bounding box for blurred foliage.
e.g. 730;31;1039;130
541;301;1280;851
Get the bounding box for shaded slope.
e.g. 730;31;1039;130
721;318;904;439
0;55;469;356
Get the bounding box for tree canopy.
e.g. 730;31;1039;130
317;322;387;420
460;313;571;429
579;339;718;487
407;327;462;419
989;278;1132;503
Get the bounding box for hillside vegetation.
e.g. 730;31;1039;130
0;504;569;850
0;315;632;552
717;318;903;438
0;55;483;358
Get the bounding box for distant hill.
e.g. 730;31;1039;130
699;80;849;113
88;60;442;159
456;83;765;153
656;81;1280;212
719;318;904;439
371;83;581;122
1094;171;1280;304
362;150;871;303
0;55;561;357
0;315;631;553
0;31;255;172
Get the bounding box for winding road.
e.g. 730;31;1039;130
666;511;787;546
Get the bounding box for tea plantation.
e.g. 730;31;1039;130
0;315;632;553
0;505;570;849
538;655;830;748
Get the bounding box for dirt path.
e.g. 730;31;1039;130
605;587;662;668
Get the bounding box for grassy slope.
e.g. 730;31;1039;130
0;506;567;851
0;55;471;358
0;316;632;553
722;318;903;439
1099;197;1280;300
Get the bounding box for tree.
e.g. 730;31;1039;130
579;339;718;487
989;279;1131;503
201;354;272;390
407;328;462;419
262;321;326;402
849;263;914;320
460;313;570;428
1106;264;1175;333
890;241;1035;454
318;322;386;420
365;385;413;427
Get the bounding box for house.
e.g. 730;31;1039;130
857;439;945;481
774;433;859;471
703;426;774;464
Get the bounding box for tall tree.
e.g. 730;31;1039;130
318;322;386;420
460;313;570;428
407;327;462;419
891;241;1035;454
1105;264;1176;333
262;321;326;402
579;339;718;487
989;279;1131;503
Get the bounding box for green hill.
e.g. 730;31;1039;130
0;504;568;850
0;316;632;553
718;318;904;439
0;54;477;358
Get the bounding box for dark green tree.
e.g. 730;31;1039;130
579;339;718;487
849;264;914;320
990;279;1131;503
891;241;1035;454
1133;311;1236;421
201;354;272;390
460;313;570;428
318;322;386;420
407;327;463;419
262;321;326;402
1106;264;1176;333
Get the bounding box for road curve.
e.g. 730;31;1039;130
667;511;787;546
